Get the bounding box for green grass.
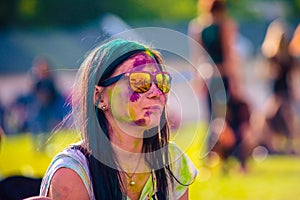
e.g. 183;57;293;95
0;130;80;178
175;122;300;200
189;156;300;200
1;123;300;200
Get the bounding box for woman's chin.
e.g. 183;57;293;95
133;117;160;129
134;118;148;126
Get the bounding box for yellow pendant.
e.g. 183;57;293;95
129;180;136;186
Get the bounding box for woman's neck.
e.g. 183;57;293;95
108;120;144;153
108;122;150;175
111;130;143;153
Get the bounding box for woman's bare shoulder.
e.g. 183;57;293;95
48;167;89;200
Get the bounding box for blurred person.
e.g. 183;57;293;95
31;56;55;83
5;56;68;149
188;0;215;105
28;56;68;149
199;0;242;98
188;0;215;65
208;92;254;173
189;0;251;171
261;19;297;154
289;23;300;109
225;93;253;171
189;0;245;120
6;91;35;134
289;23;300;150
289;23;300;59
28;39;197;200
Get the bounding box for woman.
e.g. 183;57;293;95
37;39;197;200
261;19;296;154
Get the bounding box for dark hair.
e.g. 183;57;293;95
95;49;172;199
73;39;176;199
210;0;226;13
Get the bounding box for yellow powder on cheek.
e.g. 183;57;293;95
128;104;137;121
133;139;139;148
109;87;122;113
109;87;132;122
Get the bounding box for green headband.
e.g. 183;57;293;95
98;48;146;85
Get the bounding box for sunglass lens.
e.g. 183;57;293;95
156;73;171;93
129;73;151;93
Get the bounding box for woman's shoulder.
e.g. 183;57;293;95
45;143;88;171
167;141;198;178
167;141;186;157
167;142;198;199
48;167;90;200
40;142;95;199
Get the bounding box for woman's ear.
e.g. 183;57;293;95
94;85;108;111
94;85;103;107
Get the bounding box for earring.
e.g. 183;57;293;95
100;104;108;111
96;93;108;111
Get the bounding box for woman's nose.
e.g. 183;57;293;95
147;83;163;98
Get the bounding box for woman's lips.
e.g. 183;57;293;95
144;105;162;116
145;105;162;112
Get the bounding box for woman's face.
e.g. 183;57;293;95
106;52;168;132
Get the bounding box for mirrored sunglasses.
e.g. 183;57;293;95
99;71;172;94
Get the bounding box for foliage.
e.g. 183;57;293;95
0;0;299;28
0;0;198;28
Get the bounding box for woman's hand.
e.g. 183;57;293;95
23;197;52;200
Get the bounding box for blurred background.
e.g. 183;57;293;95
0;0;300;199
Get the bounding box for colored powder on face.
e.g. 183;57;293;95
134;118;146;126
133;54;156;68
126;84;140;122
130;92;140;102
129;107;136;122
108;86;122;111
108;86;119;98
144;111;150;117
133;139;139;148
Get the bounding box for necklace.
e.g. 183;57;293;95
119;154;143;186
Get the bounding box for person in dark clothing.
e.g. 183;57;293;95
200;0;243;118
226;95;253;171
261;19;297;154
190;0;252;172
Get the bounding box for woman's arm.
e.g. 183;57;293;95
48;168;89;200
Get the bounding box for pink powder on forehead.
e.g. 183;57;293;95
133;54;157;68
